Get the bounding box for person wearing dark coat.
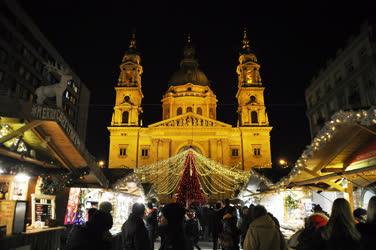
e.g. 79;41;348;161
221;206;240;250
220;199;231;217
210;202;223;250
238;206;251;248
66;208;110;250
158;203;192;250
357;196;376;250
321;198;361;250
99;201;114;249
185;210;201;250
295;213;329;250
145;202;158;250
121;203;150;250
99;201;114;231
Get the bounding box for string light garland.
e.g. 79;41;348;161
132;149;252;197
270;107;376;189
0;124;28;153
40;168;91;195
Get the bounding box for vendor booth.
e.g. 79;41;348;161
0;101;109;249
238;108;376;236
64;186;144;234
0;172;64;250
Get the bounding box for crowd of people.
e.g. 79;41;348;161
64;196;376;250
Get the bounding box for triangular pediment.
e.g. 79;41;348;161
148;113;232;128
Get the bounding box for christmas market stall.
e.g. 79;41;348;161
64;169;146;235
238;108;376;235
0;100;108;250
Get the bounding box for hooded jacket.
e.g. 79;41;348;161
243;215;281;250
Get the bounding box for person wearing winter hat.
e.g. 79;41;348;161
159;203;193;250
288;213;328;250
308;213;329;229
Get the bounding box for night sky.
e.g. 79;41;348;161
17;1;375;165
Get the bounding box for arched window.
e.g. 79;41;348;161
209;108;214;119
197;107;202;115
122;111;129;124
164;107;170;119
251;111;258;124
177;107;182;115
187;107;193;113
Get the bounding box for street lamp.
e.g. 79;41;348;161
278;159;288;167
98;160;105;168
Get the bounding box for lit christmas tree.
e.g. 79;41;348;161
176;151;205;206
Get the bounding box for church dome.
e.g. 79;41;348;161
169;37;210;86
169;66;210;86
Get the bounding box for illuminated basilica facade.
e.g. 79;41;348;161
108;31;272;172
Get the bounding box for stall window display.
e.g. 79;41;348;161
64;188;81;225
31;194;56;227
0;174;30;201
64;188;143;234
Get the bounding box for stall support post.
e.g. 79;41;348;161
345;182;354;211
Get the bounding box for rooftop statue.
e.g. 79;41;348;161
35;62;72;108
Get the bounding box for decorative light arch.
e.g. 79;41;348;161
132;149;251;197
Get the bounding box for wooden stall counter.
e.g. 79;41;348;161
25;225;65;234
0;226;65;250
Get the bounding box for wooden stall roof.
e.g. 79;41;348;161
286;108;376;191
0;98;108;187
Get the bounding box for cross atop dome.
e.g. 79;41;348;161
241;27;251;53
187;33;191;45
129;31;137;49
182;33;196;61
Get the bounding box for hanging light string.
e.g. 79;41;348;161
132;148;252;195
271;107;376;190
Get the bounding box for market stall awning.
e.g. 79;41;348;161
237;167;292;199
112;170;146;197
273;108;376;191
0;98;108;187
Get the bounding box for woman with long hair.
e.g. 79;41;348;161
321;198;361;250
366;196;376;224
357;196;376;250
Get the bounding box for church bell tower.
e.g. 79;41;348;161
111;32;144;126
236;29;269;127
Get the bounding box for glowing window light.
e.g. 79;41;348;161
15;172;30;181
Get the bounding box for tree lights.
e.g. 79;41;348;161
175;151;205;205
